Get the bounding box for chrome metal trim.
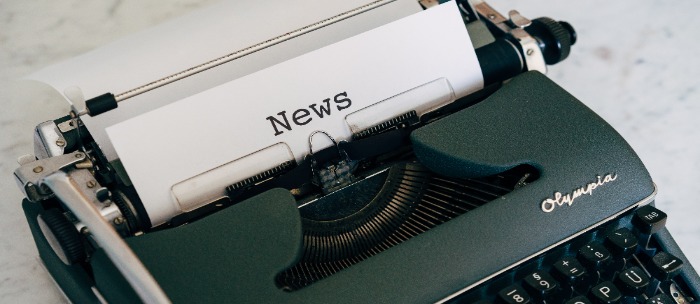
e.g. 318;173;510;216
41;171;170;304
436;184;658;303
14;151;87;202
33;121;66;159
91;287;109;304
510;27;546;73
470;0;546;73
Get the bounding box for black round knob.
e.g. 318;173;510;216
37;208;86;265
525;17;577;65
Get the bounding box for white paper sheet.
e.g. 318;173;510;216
28;0;422;161
107;2;483;226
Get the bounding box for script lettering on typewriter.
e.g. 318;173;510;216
541;174;618;213
265;92;352;136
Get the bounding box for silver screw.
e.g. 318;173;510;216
488;14;496;19
113;217;125;225
75;153;84;158
33;166;43;173
86;180;97;188
55;139;66;147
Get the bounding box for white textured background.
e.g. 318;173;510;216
1;0;698;302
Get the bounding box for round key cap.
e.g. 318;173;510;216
497;284;531;304
553;257;586;285
578;242;611;270
604;228;638;257
589;281;621;303
632;205;667;234
523;271;559;301
615;266;649;295
650;251;683;281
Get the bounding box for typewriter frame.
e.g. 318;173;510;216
13;1;700;303
18;71;700;303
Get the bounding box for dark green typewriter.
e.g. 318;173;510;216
13;0;699;303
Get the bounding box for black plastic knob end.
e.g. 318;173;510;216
86;92;117;116
525;17;576;65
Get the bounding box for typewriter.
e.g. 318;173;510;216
12;0;700;303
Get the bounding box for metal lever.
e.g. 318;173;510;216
41;172;171;304
471;0;546;73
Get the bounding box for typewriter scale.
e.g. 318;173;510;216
3;0;700;303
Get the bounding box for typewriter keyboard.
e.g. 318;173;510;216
449;205;696;304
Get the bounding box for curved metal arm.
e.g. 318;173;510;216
41;171;171;304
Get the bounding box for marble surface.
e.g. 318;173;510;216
1;0;698;302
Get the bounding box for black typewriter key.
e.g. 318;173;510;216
589;281;621;303
564;296;592;304
604;228;639;257
645;293;674;304
649;251;683;281
615;266;649;295
497;284;531;304
578;243;612;271
523;271;559;300
553;257;586;284
552;257;594;293
632;205;667;234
